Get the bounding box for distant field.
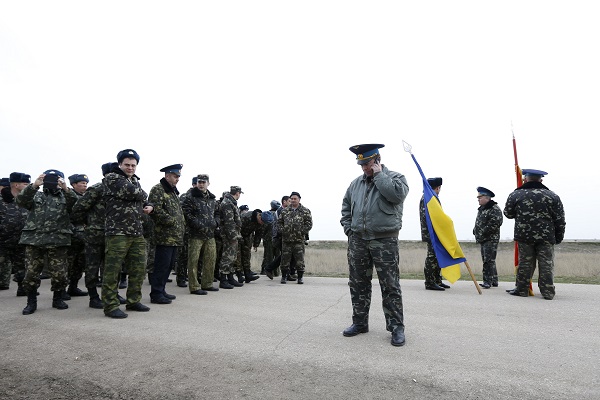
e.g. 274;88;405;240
251;240;600;285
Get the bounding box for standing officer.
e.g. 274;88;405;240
0;172;30;294
217;186;244;289
66;173;89;297
473;186;503;289
277;192;312;284
18;170;79;314
103;149;154;318
340;143;409;347
504;169;565;300
420;177;449;291
148;164;185;304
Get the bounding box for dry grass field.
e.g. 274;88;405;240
251;240;600;284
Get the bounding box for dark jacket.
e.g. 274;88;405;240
181;187;218;240
219;193;241;241
0;187;29;246
473;200;503;243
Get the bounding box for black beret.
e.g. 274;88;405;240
9;172;31;183
117;149;140;164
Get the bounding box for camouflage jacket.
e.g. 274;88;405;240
17;183;78;247
181;187;218;240
0;187;29;246
219;193;241;240
240;211;265;248
341;165;409;240
418;195;439;242
71;182;106;245
70;190;86;243
503;181;566;244
277;204;312;243
473;200;503;243
103;169;151;237
148;178;185;246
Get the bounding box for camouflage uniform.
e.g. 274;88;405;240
71;181;107;290
181;187;219;291
148;178;185;301
17;183;78;294
217;193;241;275
67;190;87;293
0;187;28;291
473;199;503;286
420;196;443;286
239;211;265;274
341;165;409;333
142;213;155;276
103;169;151;314
277;204;312;279
504;180;566;299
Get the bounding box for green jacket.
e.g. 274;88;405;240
148;178;185;246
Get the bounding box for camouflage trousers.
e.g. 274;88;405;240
424;241;443;285
22;245;69;293
67;238;86;283
103;235;147;313
516;241;555;299
479;240;499;285
84;242;105;289
0;245;25;288
145;242;155;274
280;241;305;275
261;231;274;270
238;235;255;272
219;238;239;275
214;237;223;280
347;235;404;332
177;236;189;284
188;238;216;291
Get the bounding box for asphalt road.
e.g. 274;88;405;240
1;276;598;399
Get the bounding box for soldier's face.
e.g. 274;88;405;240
165;173;179;187
196;180;209;192
290;195;300;208
120;158;137;178
477;195;490;205
71;181;88;194
12;182;28;192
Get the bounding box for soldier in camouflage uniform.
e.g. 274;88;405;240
277;191;312;285
236;209;265;284
181;174;220;294
102;149;154;318
18;169;79;315
71;162;123;309
175;176;198;288
341;144;408;347
420;177;449;291
217;186;244;289
66;174;89;297
473;186;503;289
260;200;280;274
147;164;185;304
503;169;566;300
0;173;30;294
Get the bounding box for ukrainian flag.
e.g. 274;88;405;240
411;154;465;283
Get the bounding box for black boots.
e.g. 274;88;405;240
297;271;304;284
119;272;127;289
219;273;234;289
68;279;88;296
236;271;245;284
228;273;243;287
88;287;103;309
22;292;37;315
52;290;69;310
244;270;259;283
280;270;287;284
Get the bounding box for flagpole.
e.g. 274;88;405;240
463;260;482;294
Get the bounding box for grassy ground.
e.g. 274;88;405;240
252;240;600;285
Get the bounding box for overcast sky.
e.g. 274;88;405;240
1;1;598;241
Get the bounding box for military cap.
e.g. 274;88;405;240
160;164;183;176
9;172;31;183
68;174;89;185
290;191;301;198
101;162;117;176
197;174;209;182
522;169;547;177
0;178;10;187
261;210;275;224
230;185;244;194
44;169;64;179
270;200;281;210
349;143;385;165
117;149;140;164
239;204;249;212
192;176;198;185
427;177;442;188
477;186;495;197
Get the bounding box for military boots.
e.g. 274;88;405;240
52;290;69;310
22;292;37;315
244;270;259;283
219;273;234;289
68;279;88;296
228;274;243;287
297;271;304;284
88;287;103;309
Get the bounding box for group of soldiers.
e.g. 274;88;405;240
0;148;313;319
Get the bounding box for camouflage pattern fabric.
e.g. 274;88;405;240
84;242;104;289
0;187;28;288
479;241;499;286
473;200;503;243
103;170;149;237
277;204;312;275
217;193;241;275
347;235;404;332
0;246;25;288
71;182;106;246
103;235;147;313
261;223;274;270
423;241;442;286
187;238;216;291
17;184;78;247
515;242;555;299
148;178;185;246
22;245;69;293
219;238;239;275
239;211;265;271
68;191;86;283
142;213;155;274
280;242;305;274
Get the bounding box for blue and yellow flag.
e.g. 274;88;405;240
410;154;465;283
